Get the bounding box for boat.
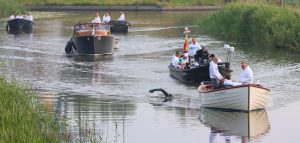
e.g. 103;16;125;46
168;62;232;83
6;19;34;34
109;20;130;33
65;23;114;56
198;84;270;111
198;108;270;140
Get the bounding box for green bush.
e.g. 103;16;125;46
0;76;60;143
201;2;300;52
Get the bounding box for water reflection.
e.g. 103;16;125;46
199;108;270;143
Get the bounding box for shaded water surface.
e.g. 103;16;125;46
0;11;300;143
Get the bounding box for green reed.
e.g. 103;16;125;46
0;76;60;143
0;0;25;17
201;2;300;52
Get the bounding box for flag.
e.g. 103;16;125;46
183;34;188;53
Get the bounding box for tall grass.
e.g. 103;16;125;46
0;0;25;17
16;0;225;6
201;2;300;52
0;76;60;143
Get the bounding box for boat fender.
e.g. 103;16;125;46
65;40;74;54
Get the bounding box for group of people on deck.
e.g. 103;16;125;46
171;37;210;69
91;12;126;24
171;37;254;88
8;13;33;21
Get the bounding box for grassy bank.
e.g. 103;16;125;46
18;0;224;6
0;0;25;17
0;76;60;142
201;2;300;52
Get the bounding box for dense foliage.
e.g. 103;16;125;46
201;2;300;52
0;0;25;17
0;77;60;143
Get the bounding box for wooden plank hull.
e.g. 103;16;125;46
199;108;270;138
199;84;270;111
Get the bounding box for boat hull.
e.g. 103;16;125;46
71;35;114;55
199;108;270;138
168;62;231;83
7;19;34;34
199;84;270;111
109;20;129;33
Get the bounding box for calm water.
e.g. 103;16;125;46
0;11;300;143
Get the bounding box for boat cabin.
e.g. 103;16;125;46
73;23;110;37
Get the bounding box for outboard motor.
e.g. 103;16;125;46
65;40;74;54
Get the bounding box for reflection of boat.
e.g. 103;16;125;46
65;23;114;56
199;108;270;139
6;19;34;34
198;84;270;111
109;20;130;33
168;62;232;83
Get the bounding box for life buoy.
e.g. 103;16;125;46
65;40;74;54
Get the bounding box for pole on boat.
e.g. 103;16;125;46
224;44;234;63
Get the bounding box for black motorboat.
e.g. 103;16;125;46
168;62;232;83
6;19;34;34
65;23;114;56
109;20;130;33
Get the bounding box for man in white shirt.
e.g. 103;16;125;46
118;12;125;21
171;51;181;68
102;12;111;23
209;54;224;88
92;12;101;23
16;13;23;19
240;61;253;84
223;75;242;86
25;12;33;21
188;38;201;57
8;15;15;20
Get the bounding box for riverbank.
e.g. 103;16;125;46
0;76;61;142
26;5;220;11
200;2;300;52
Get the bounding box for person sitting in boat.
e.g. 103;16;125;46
16;13;23;19
102;12;111;23
25;12;33;21
240;61;253;84
209;54;224;88
118;12;125;21
178;53;190;69
75;22;86;31
194;46;209;66
92;12;101;23
223;75;242;87
171;50;181;68
188;38;201;57
8;15;15;20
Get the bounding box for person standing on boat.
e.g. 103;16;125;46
209;54;224;88
188;38;201;57
171;50;181;68
92;12;101;23
240;61;253;84
8;15;15;20
16;13;23;19
102;12;111;23
25;12;33;21
118;12;125;21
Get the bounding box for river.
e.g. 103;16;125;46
0;11;300;143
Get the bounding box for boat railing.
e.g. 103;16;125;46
73;23;110;36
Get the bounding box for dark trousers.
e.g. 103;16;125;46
211;78;220;88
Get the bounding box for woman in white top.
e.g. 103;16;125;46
118;12;125;21
102;12;111;23
92;12;101;23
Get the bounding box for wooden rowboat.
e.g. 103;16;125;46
198;84;270;111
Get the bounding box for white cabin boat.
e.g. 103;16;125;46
199;108;270;139
198;84;270;111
